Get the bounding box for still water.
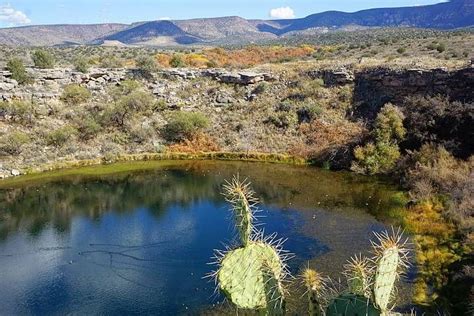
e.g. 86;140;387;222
0;160;405;315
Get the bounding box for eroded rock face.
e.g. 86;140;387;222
352;66;474;120
0;67;275;101
308;68;355;86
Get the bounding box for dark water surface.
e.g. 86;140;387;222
0;161;405;315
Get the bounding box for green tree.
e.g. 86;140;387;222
373;103;406;142
60;84;91;105
6;58;32;84
163;112;209;141
103;90;156;127
32;50;55;69
351;103;406;175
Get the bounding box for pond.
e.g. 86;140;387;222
0;160;408;315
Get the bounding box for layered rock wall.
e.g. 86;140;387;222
352;66;474;120
0;68;274;102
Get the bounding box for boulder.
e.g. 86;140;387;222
0;81;16;91
308;68;354;86
11;169;20;176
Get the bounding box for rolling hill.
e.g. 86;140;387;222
0;0;471;46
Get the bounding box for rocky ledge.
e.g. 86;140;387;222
0;67;276;102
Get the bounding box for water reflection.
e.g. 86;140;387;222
0;161;403;314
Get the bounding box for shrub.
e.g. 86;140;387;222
167;132;220;153
252;82;268;95
128;123;154;144
436;43;446;53
163;112;209;142
118;90;156;113
110;79;141;100
265;112;297;129
74;57;90;73
402;96;473;158
352;103;405;175
297;104;323;123
60;84;91;105
45;125;77;147
103;90;156;127
76;117;101;140
0;131;30;155
373;103;405;142
32;50;55;69
0;100;33;122
100;55;123;68
6;58;32;84
136;55;158;76
397;47;406;54
352;141;401;175
170;54;186;68
404;144;471;201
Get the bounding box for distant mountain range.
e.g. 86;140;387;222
0;0;472;47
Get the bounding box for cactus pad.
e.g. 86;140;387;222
371;229;409;312
302;268;324;316
223;176;258;247
343;255;372;297
326;294;380;316
373;246;399;311
217;241;283;310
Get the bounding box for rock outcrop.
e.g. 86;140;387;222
308;68;355;86
352;66;474;120
1;65;472;122
308;66;473;120
0;67;275;102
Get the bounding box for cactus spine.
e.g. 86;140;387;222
212;176;289;313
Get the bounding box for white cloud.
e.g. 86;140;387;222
0;4;31;26
157;17;171;20
269;6;295;19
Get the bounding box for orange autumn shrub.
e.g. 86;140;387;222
155;53;171;67
167;133;220;153
291;119;366;160
184;53;210;68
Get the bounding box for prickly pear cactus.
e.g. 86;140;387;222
213;176;289;312
223;176;256;246
373;245;399;311
302;268;324;316
217;241;283;309
371;229;409;313
343;255;372;298
304;229;408;316
326;294;380;316
262;259;286;315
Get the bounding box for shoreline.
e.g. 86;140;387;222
0;151;309;183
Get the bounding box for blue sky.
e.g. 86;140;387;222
0;0;447;27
